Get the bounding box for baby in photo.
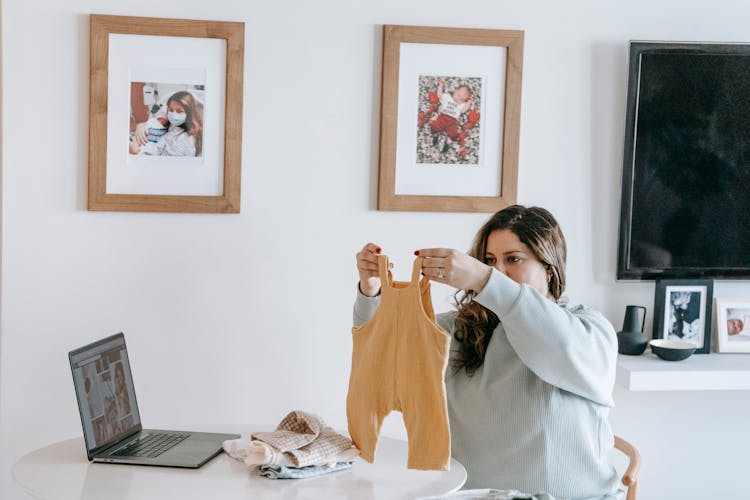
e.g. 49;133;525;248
727;309;750;337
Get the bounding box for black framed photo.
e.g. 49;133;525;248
653;280;714;354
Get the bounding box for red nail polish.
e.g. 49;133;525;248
414;250;419;256
376;247;381;254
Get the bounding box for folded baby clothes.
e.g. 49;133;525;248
222;411;358;473
223;437;359;468
246;440;359;467
257;461;355;480
251;411;354;468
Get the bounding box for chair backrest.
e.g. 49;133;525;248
613;435;641;500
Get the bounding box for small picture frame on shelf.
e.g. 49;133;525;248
715;298;750;353
653;279;713;354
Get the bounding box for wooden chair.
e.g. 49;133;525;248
613;436;641;500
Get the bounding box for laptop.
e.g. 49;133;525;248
69;332;239;468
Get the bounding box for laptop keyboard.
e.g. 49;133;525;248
111;432;190;458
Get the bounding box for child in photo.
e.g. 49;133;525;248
727;309;750;336
428;79;474;152
667;291;702;345
416;76;481;163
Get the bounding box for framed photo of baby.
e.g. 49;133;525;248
378;25;523;212
652;280;714;354
416;75;483;165
88;15;244;213
715;298;750;353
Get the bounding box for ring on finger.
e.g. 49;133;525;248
438;269;445;279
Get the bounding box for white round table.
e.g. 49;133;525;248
12;432;466;500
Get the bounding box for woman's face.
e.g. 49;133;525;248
484;229;551;299
167;100;188;127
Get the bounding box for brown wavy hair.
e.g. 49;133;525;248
452;205;567;376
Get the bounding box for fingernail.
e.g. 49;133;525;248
376;247;381;254
414;250;419;256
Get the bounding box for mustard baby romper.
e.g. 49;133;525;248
347;255;451;470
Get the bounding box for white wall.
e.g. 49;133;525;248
2;1;749;498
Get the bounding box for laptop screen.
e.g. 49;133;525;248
69;333;141;453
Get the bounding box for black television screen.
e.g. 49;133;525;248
617;41;750;280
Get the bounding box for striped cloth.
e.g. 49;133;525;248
257;461;354;479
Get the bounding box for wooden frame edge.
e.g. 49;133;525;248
377;25;524;213
87;15;244;214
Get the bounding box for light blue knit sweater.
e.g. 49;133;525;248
353;269;622;500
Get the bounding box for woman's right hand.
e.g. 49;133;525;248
356;243;383;297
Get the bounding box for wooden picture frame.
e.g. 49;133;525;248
715;297;750;353
377;25;523;212
653;279;714;354
88;15;244;213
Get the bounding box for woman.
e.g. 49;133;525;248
130;90;203;157
354;205;621;499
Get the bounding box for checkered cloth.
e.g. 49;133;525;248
257;461;355;479
251;411;354;467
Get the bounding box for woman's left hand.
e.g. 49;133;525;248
415;248;492;293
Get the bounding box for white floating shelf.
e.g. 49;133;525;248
616;353;750;391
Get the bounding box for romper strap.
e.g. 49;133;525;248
411;257;424;284
377;254;391;285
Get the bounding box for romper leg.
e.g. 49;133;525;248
400;366;451;470
346;398;388;463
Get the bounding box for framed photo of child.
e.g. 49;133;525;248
715;298;750;353
377;25;523;212
652;280;714;354
88;15;244;213
415;76;483;165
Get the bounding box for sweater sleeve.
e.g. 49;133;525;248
353;286;381;327
473;269;618;407
435;311;456;334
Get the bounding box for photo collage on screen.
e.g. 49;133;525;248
80;347;135;446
